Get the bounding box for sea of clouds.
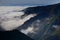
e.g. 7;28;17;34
0;6;37;31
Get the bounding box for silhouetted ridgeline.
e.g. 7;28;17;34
22;3;60;15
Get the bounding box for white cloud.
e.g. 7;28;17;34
21;27;34;34
53;25;60;28
1;14;36;31
0;6;37;31
0;6;27;11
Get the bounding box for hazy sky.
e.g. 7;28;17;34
0;0;60;6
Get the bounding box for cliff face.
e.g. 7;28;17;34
19;3;60;30
18;3;60;40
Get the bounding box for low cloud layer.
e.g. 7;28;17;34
0;6;36;31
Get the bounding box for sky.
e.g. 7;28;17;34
0;0;60;6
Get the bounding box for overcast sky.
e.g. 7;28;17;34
0;0;60;6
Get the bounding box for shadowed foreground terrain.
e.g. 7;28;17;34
0;30;33;40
